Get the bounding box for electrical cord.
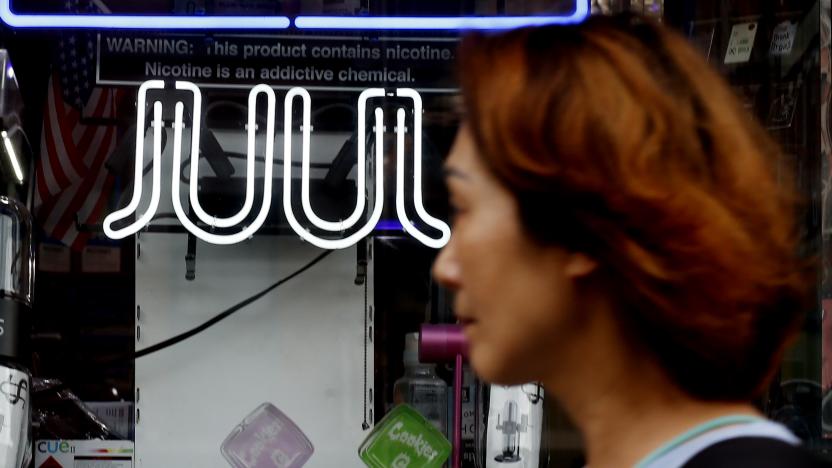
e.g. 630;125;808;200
101;249;333;367
34;249;334;394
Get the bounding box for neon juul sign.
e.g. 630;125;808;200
102;80;450;249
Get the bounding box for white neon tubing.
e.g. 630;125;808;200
295;1;589;30
176;80;259;229
0;0;290;29
1;131;22;183
103;80;165;239
171;87;277;245
395;89;451;249
284;105;385;250
287;87;385;232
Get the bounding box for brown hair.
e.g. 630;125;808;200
458;14;809;401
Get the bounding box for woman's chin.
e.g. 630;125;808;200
470;347;533;386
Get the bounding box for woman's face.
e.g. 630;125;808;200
433;126;595;385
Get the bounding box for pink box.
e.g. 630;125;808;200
221;403;314;468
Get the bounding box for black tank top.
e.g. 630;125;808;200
683;437;829;467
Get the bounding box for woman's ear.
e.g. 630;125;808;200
564;252;598;278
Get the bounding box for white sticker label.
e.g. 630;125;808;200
0;367;29;467
770;21;797;56
84;402;133;439
0;367;28;446
725;22;758;64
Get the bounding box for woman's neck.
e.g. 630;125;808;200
558;370;758;467
543;302;759;468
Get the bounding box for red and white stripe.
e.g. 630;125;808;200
34;74;121;250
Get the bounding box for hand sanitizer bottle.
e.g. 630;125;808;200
393;333;449;436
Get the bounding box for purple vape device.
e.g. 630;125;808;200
419;324;469;468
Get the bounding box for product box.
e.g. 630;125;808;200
221;403;314;468
359;404;451;468
35;440;134;468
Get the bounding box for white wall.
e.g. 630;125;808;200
134;235;371;467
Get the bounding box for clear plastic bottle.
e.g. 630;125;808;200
393;333;449;436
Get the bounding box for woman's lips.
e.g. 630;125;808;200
457;316;476;328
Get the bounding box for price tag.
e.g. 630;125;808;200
81;246;120;273
38;244;70;273
725;22;758;64
770;21;797;56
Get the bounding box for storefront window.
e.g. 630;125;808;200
0;0;826;466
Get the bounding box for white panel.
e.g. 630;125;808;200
135;234;369;467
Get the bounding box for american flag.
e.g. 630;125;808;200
34;0;124;250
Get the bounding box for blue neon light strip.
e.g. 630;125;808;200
0;0;290;29
296;0;589;30
1;0;587;30
376;220;405;231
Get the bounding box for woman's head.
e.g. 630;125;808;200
433;14;809;401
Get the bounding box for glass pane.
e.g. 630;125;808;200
662;0;827;457
4;0;828;466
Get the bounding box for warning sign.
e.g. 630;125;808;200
96;34;459;92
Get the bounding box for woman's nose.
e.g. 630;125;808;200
432;239;461;291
